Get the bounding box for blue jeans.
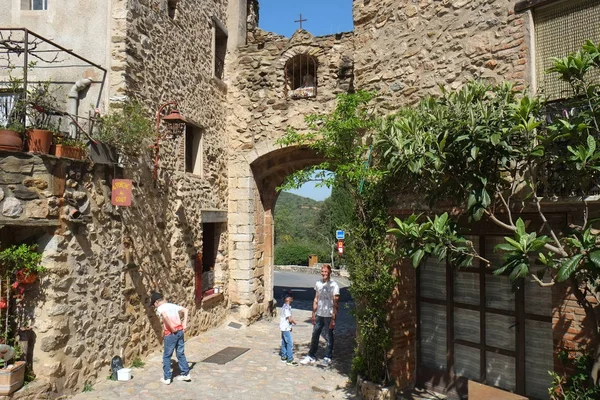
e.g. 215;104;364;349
308;316;334;359
163;330;190;380
280;330;293;361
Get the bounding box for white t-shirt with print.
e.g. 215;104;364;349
315;280;340;317
279;303;293;331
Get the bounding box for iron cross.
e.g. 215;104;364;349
294;13;307;29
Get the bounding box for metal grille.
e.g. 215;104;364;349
534;0;600;100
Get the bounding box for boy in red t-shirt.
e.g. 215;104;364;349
150;292;191;384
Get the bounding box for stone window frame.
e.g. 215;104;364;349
21;0;47;10
212;17;228;81
184;123;203;177
281;46;323;100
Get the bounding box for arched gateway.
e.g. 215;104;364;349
227;142;323;322
225;28;355;322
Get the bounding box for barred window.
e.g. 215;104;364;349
284;54;318;100
534;0;600;100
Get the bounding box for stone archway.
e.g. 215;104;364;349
227;141;323;323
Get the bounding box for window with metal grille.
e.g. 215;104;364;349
213;19;228;80
0;93;19;127
285;54;318;100
534;0;600;100
21;0;47;10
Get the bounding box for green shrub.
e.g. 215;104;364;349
95;101;153;156
274;243;314;265
549;351;600;399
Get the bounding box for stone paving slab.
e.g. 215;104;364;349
70;301;358;400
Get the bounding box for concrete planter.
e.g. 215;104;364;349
356;376;396;400
0;361;26;395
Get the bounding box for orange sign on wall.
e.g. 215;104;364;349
111;179;133;207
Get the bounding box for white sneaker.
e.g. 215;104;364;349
300;356;315;365
176;374;191;381
160;378;171;385
321;357;332;367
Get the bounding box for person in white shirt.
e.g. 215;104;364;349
300;264;340;367
279;292;298;365
150;292;191;385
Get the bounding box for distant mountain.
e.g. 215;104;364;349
274;192;322;244
274;192;329;265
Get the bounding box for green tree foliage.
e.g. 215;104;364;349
381;40;600;394
273;192;330;265
279;39;600;391
549;351;600;399
279;91;396;384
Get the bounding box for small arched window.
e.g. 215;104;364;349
285;54;318;99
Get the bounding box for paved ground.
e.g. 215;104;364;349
70;299;358;400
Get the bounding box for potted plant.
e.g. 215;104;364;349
0;244;45;285
24;82;60;154
91;101;154;163
0;122;24;153
0;76;26;152
0;344;25;396
53;134;87;160
0;244;44;395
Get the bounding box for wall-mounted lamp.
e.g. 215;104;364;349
153;101;187;182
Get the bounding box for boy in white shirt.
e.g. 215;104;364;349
279;291;298;366
150;292;191;384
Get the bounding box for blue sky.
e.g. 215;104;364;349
285;180;332;201
260;1;352;200
258;0;353;38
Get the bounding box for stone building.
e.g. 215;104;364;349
0;0;598;398
0;0;246;396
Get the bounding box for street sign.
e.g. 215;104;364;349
335;230;345;240
337;240;344;255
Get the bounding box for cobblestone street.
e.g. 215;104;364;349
70;300;357;400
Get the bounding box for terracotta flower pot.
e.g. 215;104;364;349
26;129;53;154
0;130;23;152
54;144;85;160
15;270;37;285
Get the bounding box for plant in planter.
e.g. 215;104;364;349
0;75;26;152
92;101;154;163
53;134;87;160
0;244;44;395
24;82;61;154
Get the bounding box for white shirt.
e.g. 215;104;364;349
315;280;340;317
279;303;293;331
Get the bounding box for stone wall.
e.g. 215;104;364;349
0;150;231;395
353;0;531;109
0;0;236;396
225;28;354;322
